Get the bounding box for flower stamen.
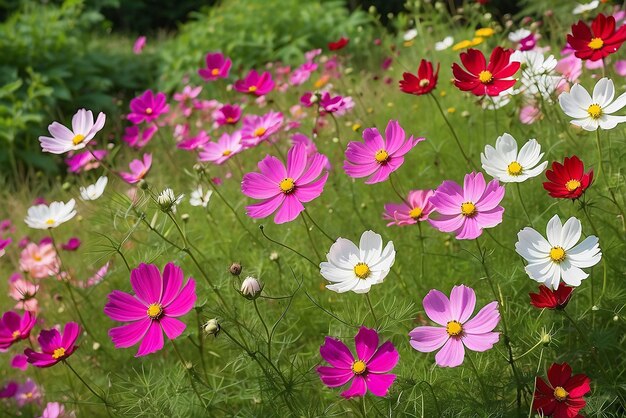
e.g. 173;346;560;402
549;246;566;263
460;202;477;217
352;360;367;375
507;161;523;176
446;320;463;337
147;303;163;319
354;262;371;279
553;386;569;401
587;104;602;119
565;179;581;192
52;347;66;359
72;134;86;145
375;149;389;164
587;37;604;50
254;127;267;137
409;207;423;220
478;70;493;84
278;178;295;194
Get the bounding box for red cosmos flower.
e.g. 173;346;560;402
399;59;440;96
328;37;349;51
533;363;591;418
543;156;593;200
452;47;520;96
529;284;574;310
567;14;626;62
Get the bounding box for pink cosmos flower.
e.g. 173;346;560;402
133;36;146;54
0;310;36;350
61;237;81;251
41;402;72;418
173;85;202;103
429;172;505;240
409;285;500;367
104;263;197;357
289;63;316;86
317;327;399;398
177;131;210;151
76;262;110;289
0;237;11;257
65;149;107;173
19;242;59;279
383;190;435;226
615;60;626;76
241;111;283;148
39;109;106;154
198;52;232;81
198;131;243;164
15;378;41;406
127;90;169;124
214;104;242;126
556;46;583;82
11;354;28;370
24;322;80;367
241;143;329;224
0;381;17;398
234;70;275;96
344;120;424;184
520;105;542;124
119;153;152;184
8;276;39;312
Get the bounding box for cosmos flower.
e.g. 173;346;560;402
328;37;349;51
119;153;152;184
40;402;72;418
317;327;398;398
123;125;158;149
573;1;599;15
480;133;547;183
409;285;500;367
198;131;243;164
8;276;39;312
567;13;626;61
176;131;210;151
189;186;213;208
14;379;41;406
515;215;601;289
514;50;564;100
529;284;574;310
214;104;242;126
79;176;108;201
241;111;283;148
39;109;106;154
383;190;435;226
61;237;81;251
435;36;454;51
533;363;591;418
399;59;440;96
0;238;10;258
543;156;593;200
133;36;146;54
65;149;107;173
0;310;36;350
24;322;80;367
24;199;76;230
127;90;169;124
234;70;275;96
429;172;505;240
344;119;424;184
19;242;58;279
104;263;197;357
198;52;232;81
320;230;395;293
452;47;520;96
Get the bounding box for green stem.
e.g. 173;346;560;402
516;183;534;227
365;293;379;328
253;299;272;362
595;129;603;183
418;222;426;280
170;339;207;409
64;360;108;405
300;213;322;261
465;352;489;404
303;210;335;242
259;225;318;268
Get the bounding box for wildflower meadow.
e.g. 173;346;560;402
1;0;626;416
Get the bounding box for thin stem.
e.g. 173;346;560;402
388;173;409;205
595;129;603;183
303;210;335;242
253;299;272;362
516;183;534;227
64;360;108;404
465;352;489;404
418;222;426;280
300;213;322;260
365;293;379;328
259;225;318;268
170;339;208;409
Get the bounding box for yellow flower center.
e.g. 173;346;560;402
549;246;566;263
147;303;163;319
588;37;604;50
587;103;602;119
226;117;235;123
222;149;232;156
553;386;569;401
354;262;371;279
279;178;295;194
446;320;463;336
72;134;86;145
211;68;219;76
460;202;477;217
375;149;389;163
52;347;66;359
248;86;257;92
46;219;55;226
352;360;367;374
12;330;20;339
409;206;423;220
254;127;267;137
565;179;581;192
145;107;153;115
33;254;42;261
25;392;33;399
507;161;523;176
419;79;430;87
478;70;493;84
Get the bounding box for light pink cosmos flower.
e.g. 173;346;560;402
615;60;626;76
213;104;242;126
104;263;196;357
133;36;146;54
76;262;110;289
241;111;283;148
198;131;243;164
123;125;158;149
14;379;41;407
409;285;500;367
173;85;202;103
0;310;36;350
119;153;152;184
65;149;107;173
127;90;169;124
520;105;542;124
24;322;80;367
241;143;329;224
39;109;106;154
383;190;435;226
40;402;72;418
198;52;232;81
8;275;39;312
19;242;59;279
176;131;210;151
317;327;399;398
234;70;275;96
429;172;505;240
344;120;424;184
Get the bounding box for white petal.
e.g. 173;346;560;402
545;215;563;247
516;139;541;167
560;217;582;250
592;78;614;107
602;91;626;114
359;230;383;264
559;91;589;119
567;236;601;268
560;261;588;287
598;115;626;130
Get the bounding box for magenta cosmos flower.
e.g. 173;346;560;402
317;327;399;398
409;285;500;367
429;172;504;240
214;104;242;126
241;143;329;224
39;108;106;154
104;263;196;357
241;111;283;148
344;120;424;184
198;52;232;81
234;70;275;96
0;311;36;350
127;90;169;124
383;189;435;226
199;131;243;164
120;153;152;184
24;322;80;367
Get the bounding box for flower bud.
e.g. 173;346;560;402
157;188;183;213
269;252;279;262
203;318;220;336
138;179;149;190
240;276;262;300
229;262;243;276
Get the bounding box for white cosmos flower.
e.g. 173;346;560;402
481;133;547;183
508;29;531;43
516;50;563;100
558;77;626;131
320;230;395;294
157;188;184;213
80;176;108;201
515;215;601;290
25;199;77;229
403;29;418;41
435;36;454;51
573;0;599;14
39;108;106;154
189;186;213;208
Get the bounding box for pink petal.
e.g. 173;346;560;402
476;206;504;229
365;373;396;397
286;144;307;180
135;321;164;357
429;214;465;233
344;161;379;178
317;366;354;387
475;180;504;211
38;329;61;353
273;195;304;224
61;322;80;349
159;316;186;340
366;341;399;373
320;337;354;369
104;290;147;321
130;263;164;304
462;332;500;352
341;375;367;398
297;153;327;185
434;338;465;367
449;285;476;323
48;122;74;141
345;141;373;164
362;127;384;152
160;263;184;307
354;327;378;362
164;278;196;317
258;155;287;183
384;120;405;154
462;301;500;334
294;173;327;203
109;318;151;348
242;173;280;199
246;194;285;219
463;172;486;203
408;326;449;352
455;217;481;240
364;163;396;184
422;289;452;326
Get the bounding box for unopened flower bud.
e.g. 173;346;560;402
204;318;220;336
240;276;263;300
138;179;149;190
157;188;183;213
269;252;279;261
229;262;243;276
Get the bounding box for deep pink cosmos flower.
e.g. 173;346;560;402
383;190;435;226
177;131;210;151
61;237;81;251
127;90;169;124
65;149;107;173
123;125;158;149
241;143;329;224
11;354;28;370
173;85;202;103
198;52;232;81
409;285;500;367
104;263;197;357
241;111;283;148
0;311;36;350
133;36;146;54
120;153;152;184
234;70;275;96
0;381;17;398
0;237;11;258
344;120;424;184
214;104;242;126
199;131;243;165
24;322;80;367
317;327;398;398
429;172;505;240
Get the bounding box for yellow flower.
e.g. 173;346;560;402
403;40;414;47
470;37;484;46
351;123;362;132
447;107;456;114
475;28;495;38
452;40;473;51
